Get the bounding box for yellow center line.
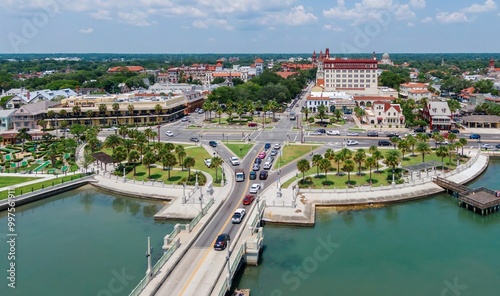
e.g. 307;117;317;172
178;147;263;296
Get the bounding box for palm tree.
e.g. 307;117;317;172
436;145;448;165
390;136;400;149
112;146;127;165
175;145;186;168
416;133;429;143
86;110;94;125
46;144;58;168
98;104;107;116
118;126;128;139
334;109;343;122
37;119;48;131
212;156;224;182
319;158;332;181
312;154;323;176
60;120;69;137
104;135;122;154
365;156;377;184
447;133;457;145
353;149;366;176
405;134;417;156
154;104;162;123
142;151;157;179
122;139;135;154
236;102;245;125
458;138;468;156
397;139;409;159
127;104;135;125
216;106;223;124
333;153;343;176
16;128;31;152
297;159;310;184
202;101;212;119
317;104;328;124
164;142;175;152
183;156;196;179
72;105;81;117
372;150;384;172
415;142;431;162
384;149;402;182
342;159;355;185
59;109;67;118
448;143;457;165
301;106;310;121
432;133;444;149
144;128;153;144
161;153;177;179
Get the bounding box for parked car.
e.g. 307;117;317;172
311;130;323;135
107;126;118;131
181;117;189;122
249;171;257;180
230;157;240;166
266;156;275;163
346;140;359;146
231;208;246;224
214;233;230;251
317;129;326;134
346;132;358;136
367;131;378;137
495;144;500;149
204;158;212;167
264;143;271;150
436;140;449;145
252;163;260;171
189;137;199;142
450;129;460;134
247;122;258;127
414;127;426;133
243;195;255;205
378;140;391;146
249;184;261;194
209;140;217;147
259;170;268;180
165;131;174;137
197;109;204;114
481;144;493;150
470;134;481;139
387;132;399;138
326;130;340;136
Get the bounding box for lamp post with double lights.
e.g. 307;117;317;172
145;237;154;281
226;238;232;288
157;125;161;142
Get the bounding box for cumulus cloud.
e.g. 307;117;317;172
323;24;344;32
79;27;94;34
461;0;497;13
90;10;112;20
421;16;432;23
436;12;470;23
280;6;317;26
117;10;151;26
192;20;208;29
323;0;417;24
407;22;415;26
409;0;426;9
393;4;416;20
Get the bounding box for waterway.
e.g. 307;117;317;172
0;185;178;296
234;159;500;296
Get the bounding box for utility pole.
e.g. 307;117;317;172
145;237;153;281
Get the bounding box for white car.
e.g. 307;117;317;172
481;143;493;150
346;140;359;146
107;126;118;131
165;131;174;137
310;131;322;135
263;162;272;170
230;157;240;166
249;184;261;194
204;158;212;167
346;132;358;136
326;130;340;136
273;143;281;150
231;208;246;224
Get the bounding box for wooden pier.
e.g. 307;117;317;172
433;177;500;216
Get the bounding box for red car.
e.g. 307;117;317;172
258;152;266;159
248;122;257;127
243;195;255;205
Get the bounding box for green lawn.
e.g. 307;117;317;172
276;144;321;168
0;176;40;188
288;170;392;189
0;174;88;200
225;143;254;158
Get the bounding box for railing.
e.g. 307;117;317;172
217;281;229;296
153;238;181;274
217;244;246;296
129;277;148;296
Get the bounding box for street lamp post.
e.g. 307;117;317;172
199;186;204;215
123;165;126;183
145;237;153;280
226;239;232;287
157;125;161;142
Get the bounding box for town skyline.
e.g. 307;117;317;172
1;0;499;54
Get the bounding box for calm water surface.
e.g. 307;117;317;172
234;159;500;296
0;186;177;296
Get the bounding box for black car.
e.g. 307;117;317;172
254;158;262;164
317;128;326;134
190;137;199;142
259;170;268;180
367;131;379;137
414;127;426;133
378;140;391;146
450;129;460;134
209;140;217;147
387;132;398;138
214;233;230;251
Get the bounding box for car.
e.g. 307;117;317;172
266;156;275;163
190;137;199;142
346;132;358;136
414;127;426;133
387;132;399;138
263;162;272;170
258;152;267;159
378;140;391;146
249;184;261;194
197;109;204;114
254;158;262;164
204;158;212;167
326;130;341;136
450;129;460;134
295;104;299;107
436;140;449;145
405;132;416;137
60;128;70;132
481;144;493;150
107;126;118;131
495;144;500;149
249;171;257;180
230;157;240;166
214;233;230;251
165;131;174;137
231;208;246;224
209;141;217;147
317;128;326;134
252;163;260;171
346;140;358;146
273;143;281;150
264;143;271;150
243;195;255;205
259;171;268;180
270;149;278;156
470;134;481;139
367;131;379;137
311;130;323;135
247;122;258;127
181;117;189;122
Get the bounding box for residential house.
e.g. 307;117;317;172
5;88;76;109
0;109;16;131
399;82;431;101
11;101;59;130
422;101;452;130
366;101;404;126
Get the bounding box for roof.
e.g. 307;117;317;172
354;96;393;101
14;101;58;115
408;89;431;94
107;66;145;72
275;72;298;79
373;101;402;112
254;58;264;63
92;152;114;164
462;115;500;123
0;109;17;117
402;161;443;172
427;101;451;116
400;82;428;88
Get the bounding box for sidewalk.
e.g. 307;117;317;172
261;148;489;225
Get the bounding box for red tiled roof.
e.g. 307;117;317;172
108;66;145;73
255;58;264;63
354;96;393;101
276;72;298;79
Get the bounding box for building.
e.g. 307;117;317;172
399;82;431;101
315;48;379;95
0;109;16;131
11;101;59;130
305;89;356;114
422;101;452;130
365;101;404;126
107;66;145;73
379;53;394;66
5;88;77;109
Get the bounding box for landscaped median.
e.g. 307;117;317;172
0;173;90;200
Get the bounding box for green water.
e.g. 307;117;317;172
234;160;500;296
0;186;177;296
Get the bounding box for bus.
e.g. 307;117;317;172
235;169;245;182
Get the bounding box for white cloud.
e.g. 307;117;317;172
192;20;208;29
323;0;417;24
207;37;215;42
393;4;416;20
280;6;317;26
323;24;344;32
421;16;432;23
461;0;497;13
436;12;470;23
407;22;415;26
90;10;112;20
117;10;150;26
409;0;426;9
79;27;94;34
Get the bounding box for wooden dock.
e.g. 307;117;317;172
433;177;500;215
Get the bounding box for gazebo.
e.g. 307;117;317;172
401;160;443;181
91;152;114;172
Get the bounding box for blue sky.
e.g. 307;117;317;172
0;0;499;54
